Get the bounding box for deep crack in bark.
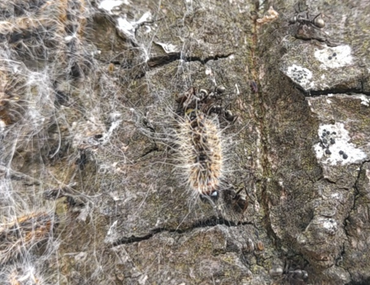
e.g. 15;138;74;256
147;53;234;69
109;217;255;247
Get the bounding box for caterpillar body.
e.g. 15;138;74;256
173;87;232;198
176;110;224;197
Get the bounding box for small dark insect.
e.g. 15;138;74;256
219;187;248;214
289;2;325;29
232;191;248;213
208;105;223;115
290;12;325;28
281;258;309;285
224;110;237;123
199;190;219;203
176;86;237;125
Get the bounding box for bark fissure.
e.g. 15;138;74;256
110;217;255;247
250;6;277;243
302;88;370;97
147;53;234;68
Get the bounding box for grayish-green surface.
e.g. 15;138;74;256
0;0;370;284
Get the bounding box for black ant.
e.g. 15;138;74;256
289;2;325;29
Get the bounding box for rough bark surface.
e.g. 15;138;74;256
0;0;369;284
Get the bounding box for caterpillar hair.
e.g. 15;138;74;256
175;109;225;197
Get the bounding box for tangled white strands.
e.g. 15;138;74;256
0;0;90;283
0;212;57;266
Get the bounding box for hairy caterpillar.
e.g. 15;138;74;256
171;87;235;199
175;109;225;197
138;86;240;203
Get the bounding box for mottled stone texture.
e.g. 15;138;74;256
1;0;370;284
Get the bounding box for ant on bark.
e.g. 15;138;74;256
289;2;325;29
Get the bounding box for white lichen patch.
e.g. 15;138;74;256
314;45;353;68
319;217;338;235
153;41;179;53
358;94;370;107
117;11;151;39
314;122;367;165
98;0;128;14
286;64;313;89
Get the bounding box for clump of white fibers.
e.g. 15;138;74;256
0;209;58;284
175;110;226;198
0;211;57;265
1;262;48;285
